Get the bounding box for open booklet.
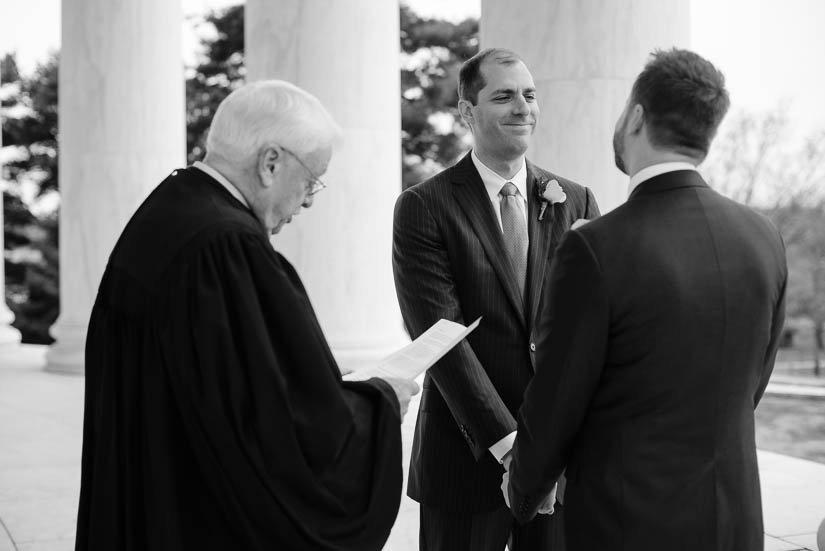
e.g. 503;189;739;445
343;317;481;381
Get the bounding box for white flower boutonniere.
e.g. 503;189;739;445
537;178;567;221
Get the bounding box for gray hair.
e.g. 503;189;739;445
206;80;342;165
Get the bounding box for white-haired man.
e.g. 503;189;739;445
75;80;418;550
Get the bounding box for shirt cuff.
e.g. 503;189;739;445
489;431;517;463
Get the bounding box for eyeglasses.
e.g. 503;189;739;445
280;146;327;195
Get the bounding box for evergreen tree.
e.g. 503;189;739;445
186;5;245;162
400;5;478;188
1;53;60;343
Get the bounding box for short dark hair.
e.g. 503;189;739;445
458;48;523;104
630;48;730;159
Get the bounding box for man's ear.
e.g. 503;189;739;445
627;104;645;135
257;146;280;187
458;99;474;127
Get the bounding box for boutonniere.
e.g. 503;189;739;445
536;178;566;221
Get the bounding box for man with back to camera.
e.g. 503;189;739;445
505;48;787;551
75;79;419;551
393;48;600;550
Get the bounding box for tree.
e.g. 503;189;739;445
400;4;478;188
703;108;825;373
2;52;60;343
782;201;825;374
186;5;245;163
702;108;789;206
2;54;59;195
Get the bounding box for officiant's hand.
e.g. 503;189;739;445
380;377;419;419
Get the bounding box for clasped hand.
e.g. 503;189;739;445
500;455;557;515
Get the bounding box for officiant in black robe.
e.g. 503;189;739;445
74;80;418;551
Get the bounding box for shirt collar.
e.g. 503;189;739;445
471;149;528;204
628;161;697;197
193;161;250;208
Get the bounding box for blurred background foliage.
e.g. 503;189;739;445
2;3;825;375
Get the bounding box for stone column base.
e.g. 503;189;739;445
45;319;86;374
0;307;20;347
0;326;21;347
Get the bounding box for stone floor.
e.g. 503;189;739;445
1;344;823;550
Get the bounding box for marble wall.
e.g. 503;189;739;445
245;0;407;371
46;0;186;372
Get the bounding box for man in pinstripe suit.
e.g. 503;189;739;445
392;48;600;551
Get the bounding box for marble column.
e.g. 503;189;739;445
245;0;406;372
0;74;22;346
818;516;825;551
46;0;185;373
481;0;691;211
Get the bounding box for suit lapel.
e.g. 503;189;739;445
451;154;526;327
525;163;554;330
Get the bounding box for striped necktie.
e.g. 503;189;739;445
499;182;528;300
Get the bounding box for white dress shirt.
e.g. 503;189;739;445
627;161;697;198
471;150;528;230
469;150;527;463
193;161;250;209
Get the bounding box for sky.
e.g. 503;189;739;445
1;0;824;136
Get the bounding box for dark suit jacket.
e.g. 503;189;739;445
509;170;787;550
393;152;600;512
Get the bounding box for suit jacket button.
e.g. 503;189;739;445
530;343;536;352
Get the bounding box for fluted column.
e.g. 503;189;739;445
0;73;22;346
246;0;405;371
47;0;185;373
481;0;691;211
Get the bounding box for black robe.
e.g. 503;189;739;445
75;167;403;550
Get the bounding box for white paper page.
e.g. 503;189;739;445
344;317;481;381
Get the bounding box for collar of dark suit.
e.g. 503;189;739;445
451;151;551;190
628;169;709;201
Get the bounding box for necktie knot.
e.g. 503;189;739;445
500;182;519;198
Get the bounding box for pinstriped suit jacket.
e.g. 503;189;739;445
392;152;600;512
